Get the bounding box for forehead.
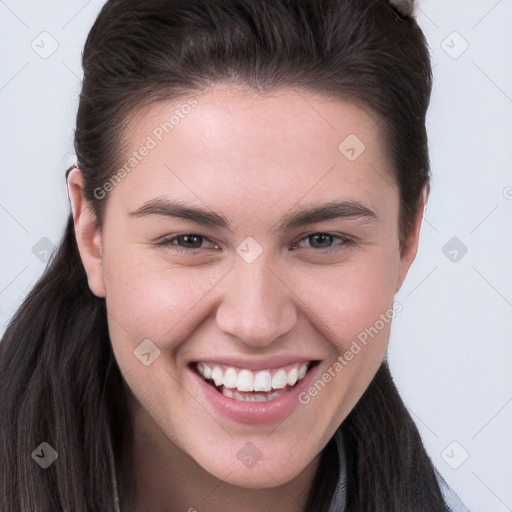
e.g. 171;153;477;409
110;86;397;224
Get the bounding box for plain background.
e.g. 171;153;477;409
1;1;511;510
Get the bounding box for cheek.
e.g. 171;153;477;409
291;252;399;421
101;256;227;417
101;248;227;351
292;249;399;348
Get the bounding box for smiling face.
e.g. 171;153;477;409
68;86;425;496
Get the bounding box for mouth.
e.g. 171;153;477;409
190;360;319;402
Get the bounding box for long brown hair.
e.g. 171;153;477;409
0;1;446;510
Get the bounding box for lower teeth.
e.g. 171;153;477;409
221;387;287;402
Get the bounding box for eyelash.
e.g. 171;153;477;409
154;232;356;255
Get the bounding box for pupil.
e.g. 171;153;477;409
180;234;201;248
310;233;332;248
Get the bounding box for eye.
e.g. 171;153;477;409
154;231;356;256
154;233;218;255
291;232;355;252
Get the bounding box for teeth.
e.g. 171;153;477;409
222;388;234;398
222;387;283;402
237;370;254;392
196;361;311;394
211;366;224;387
198;362;211;379
223;367;238;389
253;370;272;392
271;369;287;389
287;368;298;387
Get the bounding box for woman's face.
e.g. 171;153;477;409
69;87;424;490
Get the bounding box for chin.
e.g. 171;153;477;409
195;448;313;490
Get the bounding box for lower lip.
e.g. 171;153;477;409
189;362;320;425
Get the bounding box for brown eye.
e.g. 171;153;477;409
174;234;203;249
155;233;218;255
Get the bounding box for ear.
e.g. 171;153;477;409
67;168;106;298
395;186;429;293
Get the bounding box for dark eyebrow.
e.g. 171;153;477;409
275;200;378;231
129;198;232;231
128;197;377;232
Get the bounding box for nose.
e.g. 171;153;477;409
215;256;298;348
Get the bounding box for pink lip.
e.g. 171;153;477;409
188;360;320;425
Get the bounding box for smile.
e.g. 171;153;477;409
193;361;315;402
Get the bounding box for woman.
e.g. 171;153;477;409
0;0;473;510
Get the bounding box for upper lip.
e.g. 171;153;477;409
189;355;320;371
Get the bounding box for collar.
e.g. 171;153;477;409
326;427;347;512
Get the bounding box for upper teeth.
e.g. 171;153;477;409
196;361;310;393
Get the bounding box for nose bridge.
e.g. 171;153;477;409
215;255;298;347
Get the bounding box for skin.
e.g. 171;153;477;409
67;86;427;512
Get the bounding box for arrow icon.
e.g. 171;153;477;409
32;237;55;262
134;339;161;366
31;442;58;468
441;441;469;469
339;134;365;161
442;237;468;263
237;442;262;468
31;32;59;60
441;31;469;60
236;237;263;263
35;449;45;458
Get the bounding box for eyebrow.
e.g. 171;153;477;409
128;197;378;232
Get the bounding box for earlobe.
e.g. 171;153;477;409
67;168;106;298
395;187;429;293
